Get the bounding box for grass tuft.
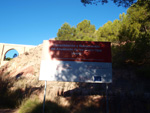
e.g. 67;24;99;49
18;98;69;113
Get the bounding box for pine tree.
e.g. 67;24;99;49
75;20;96;41
55;23;76;41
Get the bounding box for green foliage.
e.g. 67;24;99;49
119;1;150;42
112;33;150;68
18;98;41;113
119;13;141;41
96;20;120;42
77;20;95;33
76;20;96;41
55;20;96;41
111;42;135;67
55;23;76;41
18;98;69;113
132;33;150;64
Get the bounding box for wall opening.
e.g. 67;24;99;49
4;49;19;61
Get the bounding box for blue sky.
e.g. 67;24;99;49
0;0;127;46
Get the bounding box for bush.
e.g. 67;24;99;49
18;98;41;113
18;98;69;113
133;33;150;64
111;42;135;67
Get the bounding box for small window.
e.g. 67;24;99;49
4;49;19;61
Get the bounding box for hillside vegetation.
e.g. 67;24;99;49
0;0;150;113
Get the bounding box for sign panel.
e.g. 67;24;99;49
39;40;112;83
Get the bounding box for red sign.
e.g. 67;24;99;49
48;40;111;62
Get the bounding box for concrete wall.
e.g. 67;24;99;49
0;43;36;67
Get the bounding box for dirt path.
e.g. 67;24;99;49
0;109;17;113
